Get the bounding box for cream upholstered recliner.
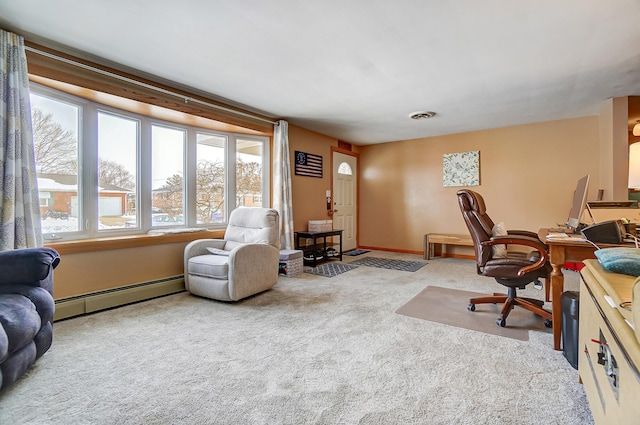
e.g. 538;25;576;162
184;207;280;301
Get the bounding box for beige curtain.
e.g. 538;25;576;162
273;120;294;250
0;29;42;249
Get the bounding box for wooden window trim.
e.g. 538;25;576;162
25;42;274;135
45;230;226;255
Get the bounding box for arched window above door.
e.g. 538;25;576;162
338;162;352;175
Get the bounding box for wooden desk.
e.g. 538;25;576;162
539;229;623;351
541;231;597;351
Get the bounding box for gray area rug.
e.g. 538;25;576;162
305;262;358;277
0;254;593;425
348;256;427;272
395;286;551;341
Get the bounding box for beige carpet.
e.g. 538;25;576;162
396;286;551;341
0;254;592;425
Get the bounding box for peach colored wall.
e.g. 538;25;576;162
52;243;189;299
598;97;630;200
50;113;622;299
612;98;630;199
358;116;601;253
288;125;347;232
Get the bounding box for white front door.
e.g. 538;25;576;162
332;151;358;252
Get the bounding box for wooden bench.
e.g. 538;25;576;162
423;233;474;259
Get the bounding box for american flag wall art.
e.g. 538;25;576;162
294;151;323;178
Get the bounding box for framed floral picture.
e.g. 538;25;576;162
443;151;480;187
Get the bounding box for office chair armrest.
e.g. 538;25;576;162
506;229;541;240
482;235;548;276
483;234;547;251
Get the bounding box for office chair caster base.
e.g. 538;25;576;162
468;303;476;311
496;318;506;327
544;319;552;328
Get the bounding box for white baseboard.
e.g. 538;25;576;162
54;277;185;321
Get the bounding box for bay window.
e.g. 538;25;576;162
30;83;270;241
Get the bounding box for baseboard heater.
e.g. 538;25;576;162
54;276;185;321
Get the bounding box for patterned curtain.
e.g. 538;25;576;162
0;29;42;249
273;120;294;250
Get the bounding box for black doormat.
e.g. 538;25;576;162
348;256;427;272
305;263;358;277
344;249;370;256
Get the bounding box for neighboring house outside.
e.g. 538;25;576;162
38;173;132;217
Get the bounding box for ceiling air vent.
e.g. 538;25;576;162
409;111;436;120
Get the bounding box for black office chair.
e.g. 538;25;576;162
457;189;552;328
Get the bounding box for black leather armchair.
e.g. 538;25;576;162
457;189;552;328
0;247;59;392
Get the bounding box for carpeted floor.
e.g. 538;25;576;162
348;256;427;272
0;253;593;425
396;286;551;341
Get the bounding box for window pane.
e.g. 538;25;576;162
338;162;353;175
98;112;138;230
236;139;263;208
196;134;226;224
152;125;185;226
30;93;80;235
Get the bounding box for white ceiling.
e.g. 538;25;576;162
1;0;640;145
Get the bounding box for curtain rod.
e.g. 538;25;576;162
24;45;277;125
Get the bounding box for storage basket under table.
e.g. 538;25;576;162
279;249;303;277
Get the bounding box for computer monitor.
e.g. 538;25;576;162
567;175;590;231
